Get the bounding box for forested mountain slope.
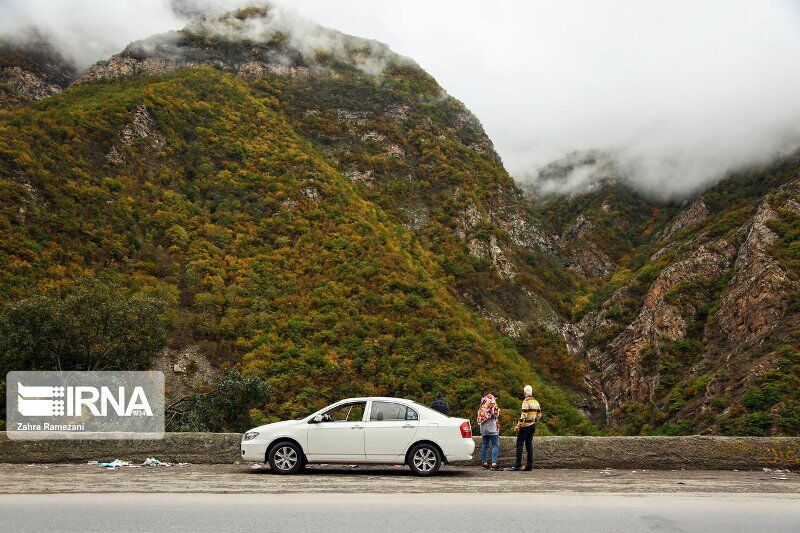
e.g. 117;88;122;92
0;9;593;433
70;8;586;387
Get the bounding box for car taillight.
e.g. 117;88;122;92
459;421;472;438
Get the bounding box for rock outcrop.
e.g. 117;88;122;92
717;192;796;346
0;38;76;108
661;198;709;241
1;66;64;102
106;104;166;164
78;52;314;84
559;215;615;278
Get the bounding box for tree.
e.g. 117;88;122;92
166;369;270;432
0;280;168;373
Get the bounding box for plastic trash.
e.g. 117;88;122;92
142;457;173;467
771;469;789;480
99;459;131;469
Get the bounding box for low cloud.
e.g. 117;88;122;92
286;0;800;199
0;1;400;78
184;5;402;77
0;0;184;68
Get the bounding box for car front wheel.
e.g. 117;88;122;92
408;443;441;476
268;441;304;475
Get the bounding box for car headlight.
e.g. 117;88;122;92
243;431;259;441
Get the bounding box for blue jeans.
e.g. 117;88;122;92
481;435;499;464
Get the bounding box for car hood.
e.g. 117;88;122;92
248;419;302;434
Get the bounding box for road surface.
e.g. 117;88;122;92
1;492;799;532
1;463;797;493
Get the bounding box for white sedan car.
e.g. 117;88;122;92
241;397;474;476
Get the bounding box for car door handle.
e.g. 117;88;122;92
350;425;363;430
403;424;415;429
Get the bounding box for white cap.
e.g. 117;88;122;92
524;385;532;396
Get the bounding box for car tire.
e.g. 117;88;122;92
407;443;442;476
267;441;304;475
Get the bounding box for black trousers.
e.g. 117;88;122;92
515;424;536;468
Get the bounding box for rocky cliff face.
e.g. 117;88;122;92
716;197;794;346
106;104;166;164
0;39;76;108
558;215;615;278
556;163;800;435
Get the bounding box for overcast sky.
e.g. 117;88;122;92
2;0;800;198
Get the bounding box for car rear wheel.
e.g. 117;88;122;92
268;441;304;475
408;443;441;476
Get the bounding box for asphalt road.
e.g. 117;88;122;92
1;493;799;532
2;464;798;493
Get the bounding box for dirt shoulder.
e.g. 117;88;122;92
0;464;797;494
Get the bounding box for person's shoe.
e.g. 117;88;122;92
510;466;523;471
523;466;533;471
482;462;490;469
489;464;502;471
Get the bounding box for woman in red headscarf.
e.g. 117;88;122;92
477;393;501;470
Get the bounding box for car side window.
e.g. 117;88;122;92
348;403;365;422
370;402;415;422
322;402;366;422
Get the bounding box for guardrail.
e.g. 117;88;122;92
1;433;798;469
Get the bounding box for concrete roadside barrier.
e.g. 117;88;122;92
0;433;798;469
0;433;242;465
469;436;800;470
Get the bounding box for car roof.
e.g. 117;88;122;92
314;397;452;420
337;397;415;404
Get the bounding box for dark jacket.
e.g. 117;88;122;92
430;394;450;416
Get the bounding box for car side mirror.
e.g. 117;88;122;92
311;415;323;423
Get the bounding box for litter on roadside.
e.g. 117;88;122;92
97;457;180;468
99;459;134;469
763;467;789;479
142;457;173;467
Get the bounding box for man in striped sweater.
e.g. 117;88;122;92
512;384;541;471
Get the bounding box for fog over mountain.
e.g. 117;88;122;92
2;0;800;199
